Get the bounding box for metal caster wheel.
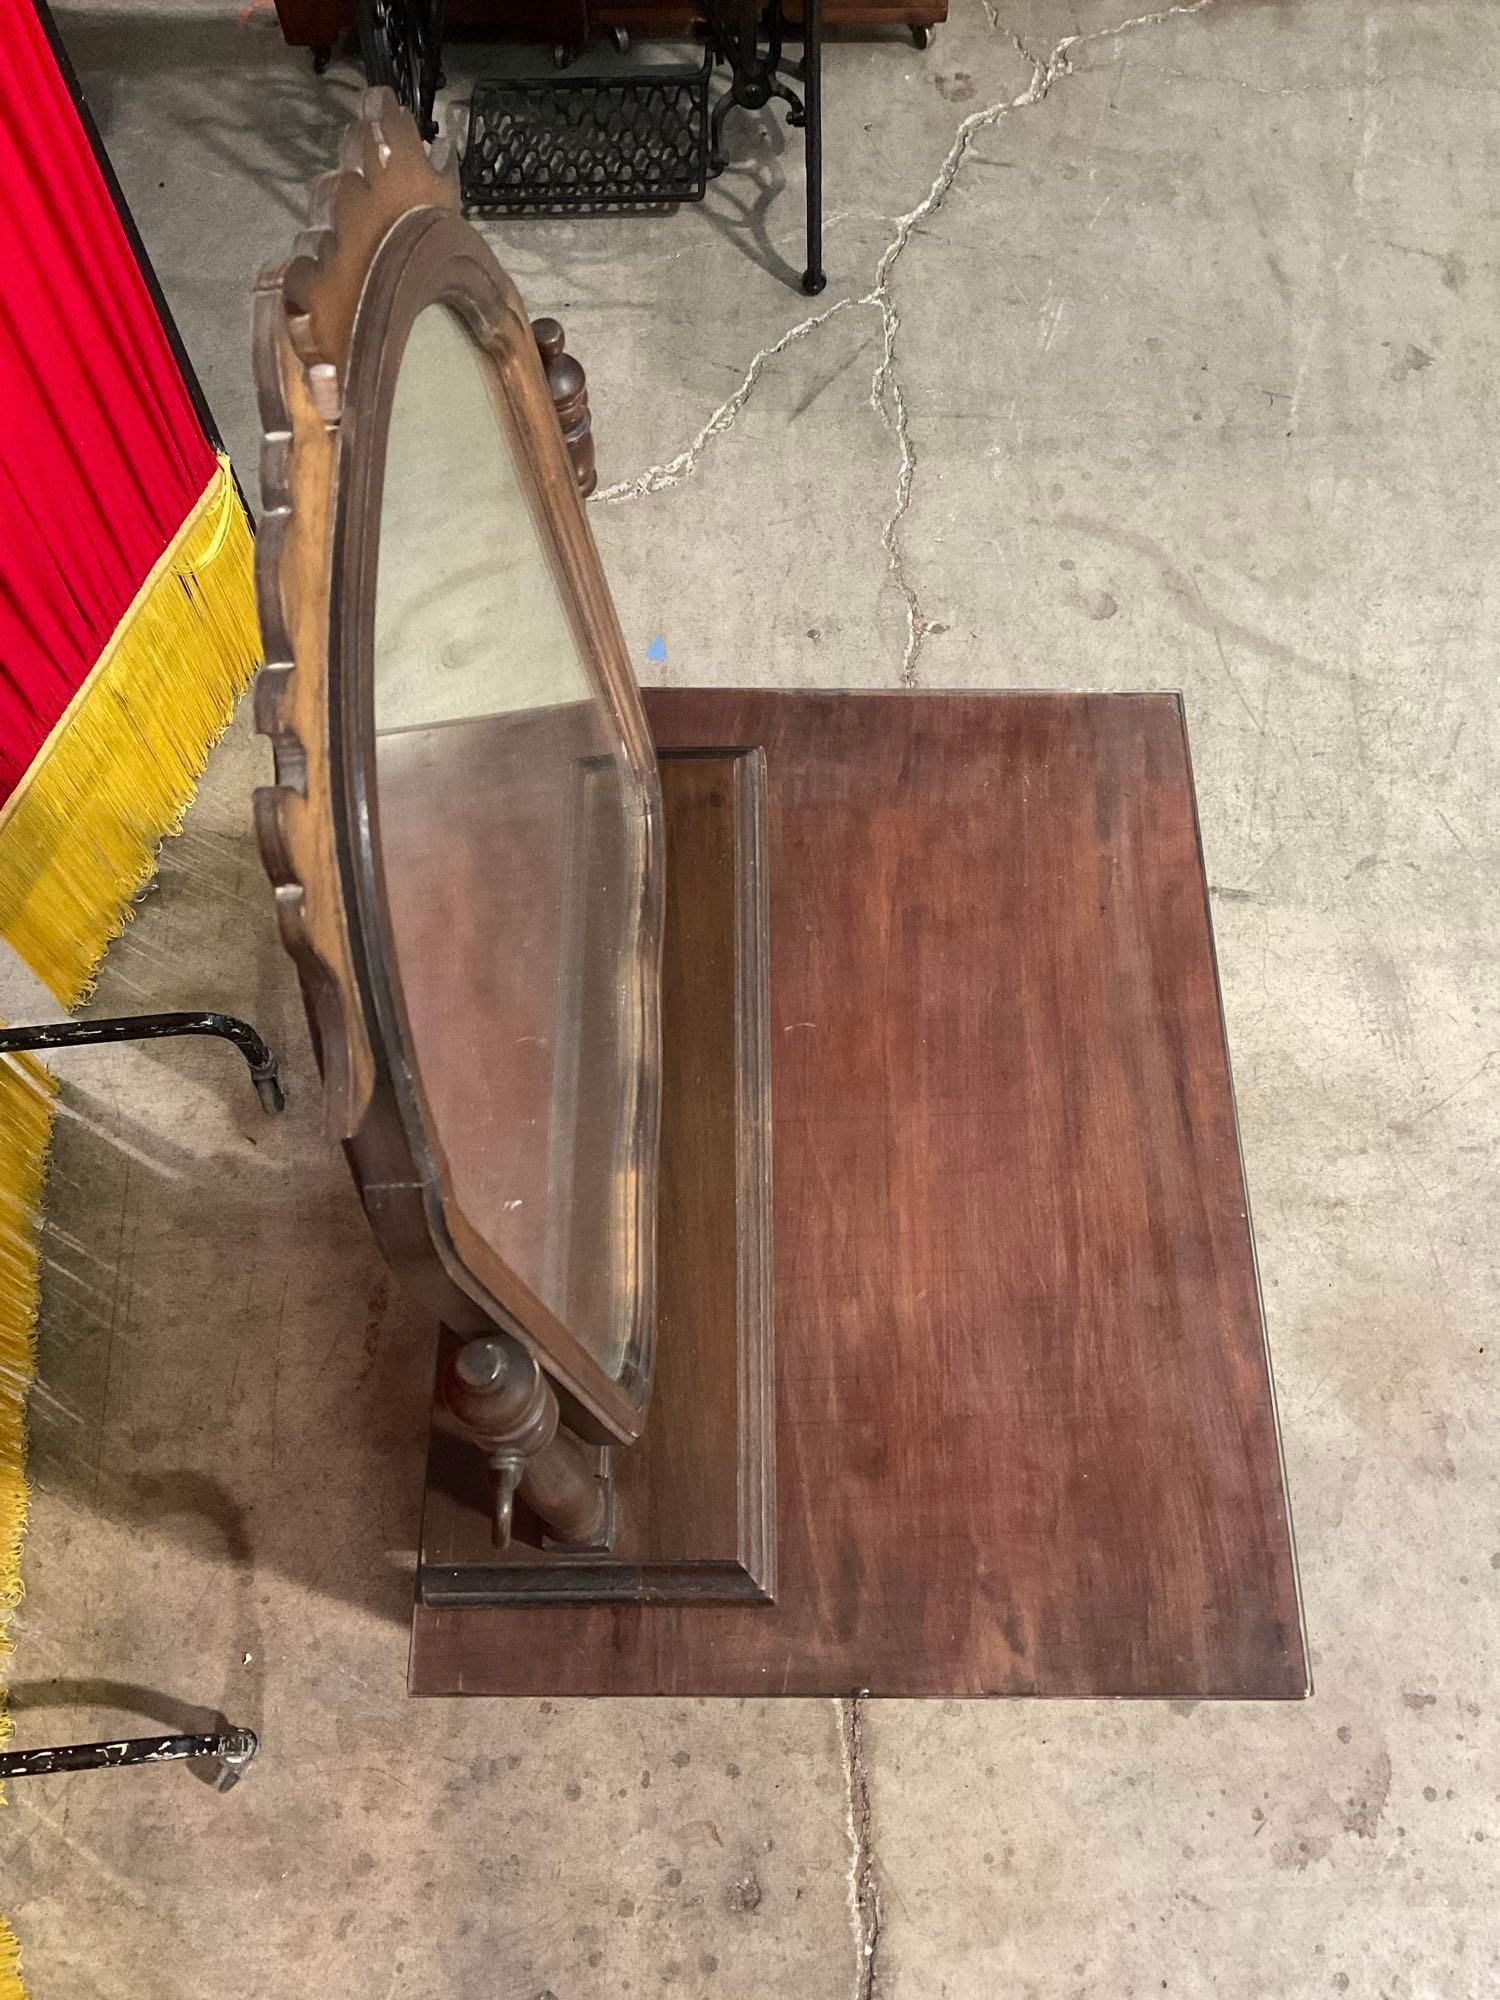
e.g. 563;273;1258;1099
312;41;332;72
911;23;933;48
610;25;630;52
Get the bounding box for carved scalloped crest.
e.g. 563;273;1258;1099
252;90;458;1140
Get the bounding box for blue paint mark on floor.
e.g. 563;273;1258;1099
645;636;667;663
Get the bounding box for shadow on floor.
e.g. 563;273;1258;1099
54;6;362;220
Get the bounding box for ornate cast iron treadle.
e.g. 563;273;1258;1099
459;0;827;295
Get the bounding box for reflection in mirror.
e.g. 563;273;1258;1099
371;303;645;1377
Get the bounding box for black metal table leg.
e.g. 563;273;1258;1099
800;0;825;295
357;0;443;141
418;0;446;140
709;77;737;175
704;0;826;294
0;1012;286;1114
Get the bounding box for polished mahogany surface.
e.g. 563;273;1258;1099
411;689;1306;1698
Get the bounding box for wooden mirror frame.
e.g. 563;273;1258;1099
253;91;664;1453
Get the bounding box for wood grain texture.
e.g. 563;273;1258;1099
410;690;1307;1698
417;749;774;1605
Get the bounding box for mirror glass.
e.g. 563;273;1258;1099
369;302;648;1378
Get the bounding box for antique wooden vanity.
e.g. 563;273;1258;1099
254;92;1306;1699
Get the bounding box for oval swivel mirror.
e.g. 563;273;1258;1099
369;302;656;1394
253;93;666;1557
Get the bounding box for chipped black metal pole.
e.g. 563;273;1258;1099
0;1727;259;1793
0;1011;286;1114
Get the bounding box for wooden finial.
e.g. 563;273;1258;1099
532;317;597;498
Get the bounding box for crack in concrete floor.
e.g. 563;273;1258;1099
838;1696;883;2000
595;0;1221;686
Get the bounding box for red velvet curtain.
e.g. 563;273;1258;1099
0;0;216;802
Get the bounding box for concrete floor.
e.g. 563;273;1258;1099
3;0;1498;1992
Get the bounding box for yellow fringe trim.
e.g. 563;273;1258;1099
0;1045;57;2000
0;1049;55;1668
0;1924;22;2000
0;455;261;1005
